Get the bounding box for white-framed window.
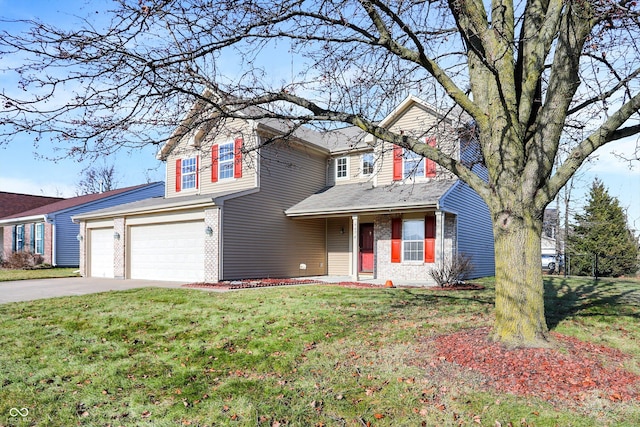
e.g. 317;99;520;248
361;153;374;176
336;156;349;180
35;223;44;255
219;142;235;180
402;219;424;261
15;224;24;251
403;150;425;180
181;157;197;190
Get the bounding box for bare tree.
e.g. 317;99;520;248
1;0;640;346
76;164;119;195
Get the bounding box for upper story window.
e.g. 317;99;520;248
336;156;349;180
35;223;44;254
212;138;243;183
393;137;437;181
175;156;199;192
218;142;235;180
181;157;198;190
361;153;374;176
403;151;425;180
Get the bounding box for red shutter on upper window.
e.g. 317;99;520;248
211;144;219;183
425;214;436;263
234;137;243;178
393;145;403;181
425;137;436;178
391;217;402;263
175;159;182;192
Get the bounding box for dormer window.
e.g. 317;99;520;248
211;137;243;182
336;157;348;180
219;142;235;179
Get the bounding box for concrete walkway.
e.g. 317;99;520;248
0;277;185;304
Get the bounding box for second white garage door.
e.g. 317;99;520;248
129;221;205;282
90;227;114;278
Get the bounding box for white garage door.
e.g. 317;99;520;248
129;221;205;282
90;228;114;278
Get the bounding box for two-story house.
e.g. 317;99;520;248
73;95;495;284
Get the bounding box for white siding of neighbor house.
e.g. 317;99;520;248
165;118;258;198
220;140;328;280
327;217;351;275
440;181;495;278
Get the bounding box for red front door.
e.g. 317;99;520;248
359;223;374;273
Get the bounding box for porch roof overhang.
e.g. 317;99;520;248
285;180;457;218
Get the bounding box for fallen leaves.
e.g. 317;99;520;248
432;327;640;403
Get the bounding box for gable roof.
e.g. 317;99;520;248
0;183;161;221
0;192;64;219
285;180;458;217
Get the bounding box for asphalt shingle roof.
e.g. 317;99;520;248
285;180;458;217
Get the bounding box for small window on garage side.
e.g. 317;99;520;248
336;157;349;180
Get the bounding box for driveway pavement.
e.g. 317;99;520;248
0;277;186;304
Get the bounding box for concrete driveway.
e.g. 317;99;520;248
0;277;186;304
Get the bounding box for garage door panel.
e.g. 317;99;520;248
129;221;204;282
90;228;114;278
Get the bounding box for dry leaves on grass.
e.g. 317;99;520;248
431;327;640;404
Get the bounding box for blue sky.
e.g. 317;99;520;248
0;1;638;230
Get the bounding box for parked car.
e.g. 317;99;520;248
542;254;563;272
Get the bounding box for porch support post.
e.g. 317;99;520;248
351;215;359;280
436;210;445;264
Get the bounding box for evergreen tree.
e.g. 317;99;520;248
568;179;639;277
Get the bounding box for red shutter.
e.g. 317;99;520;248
425;137;436;178
234;137;243;178
425;214;436;263
175;159;182;192
211;144;219;183
391;218;402;263
196;155;200;189
393;145;403;181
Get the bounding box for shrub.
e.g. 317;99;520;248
2;251;45;269
429;253;474;287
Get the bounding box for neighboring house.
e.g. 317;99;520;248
0;192;64;260
74;95;495;284
0;183;165;267
542;208;563;256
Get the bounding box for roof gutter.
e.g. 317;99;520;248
72;199;218;222
285;203;438;219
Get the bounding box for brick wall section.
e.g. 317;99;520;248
0;222;54;265
375;214;458;286
113;218;126;279
78;222;87;276
204;208;220;282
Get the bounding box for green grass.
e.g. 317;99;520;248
0;268;79;281
0;277;638;426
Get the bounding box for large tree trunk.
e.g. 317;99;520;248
491;209;551;348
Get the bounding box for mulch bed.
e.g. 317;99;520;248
430;327;640;404
183;278;485;290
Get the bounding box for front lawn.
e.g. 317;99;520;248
0;277;638;426
0;267;79;281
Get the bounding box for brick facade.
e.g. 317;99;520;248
113;218;126;279
204;208;221;282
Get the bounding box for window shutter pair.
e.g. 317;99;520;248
392;137;437;180
175;156;200;192
390;215;436;263
211;138;243;183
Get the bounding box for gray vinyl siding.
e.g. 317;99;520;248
221;141;328;279
440;181;495;278
52;183;165;267
327;217;350;275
